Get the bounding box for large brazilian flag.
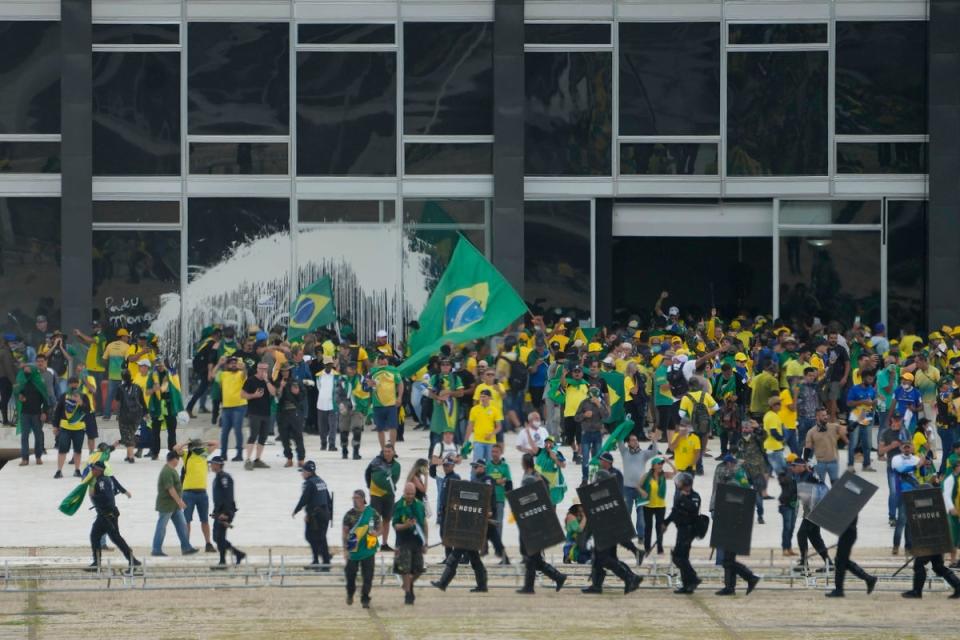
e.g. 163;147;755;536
399;237;528;378
288;276;336;342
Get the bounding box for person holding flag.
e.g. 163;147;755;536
51;378;90;478
288;275;336;344
365;443;402;551
342;489;381;608
600;356;627;427
73;321;106;414
535;435;567;505
14;361;50;466
426;357;464;453
146;359;185;460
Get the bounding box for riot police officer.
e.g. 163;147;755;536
664;472;702;594
86;460;140;571
825;516;877;597
293;460;333;570
210;455;246;569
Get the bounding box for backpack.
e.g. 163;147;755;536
685;392;711;435
498;354;529;392
667;366;688;397
117;384;144;423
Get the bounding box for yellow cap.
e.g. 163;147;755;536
901;371;915;381
734;352;748;362
588;342;602;353
785;452;799;463
929;332;944;341
115;328;129;337
952;326;960;337
730;320;741;329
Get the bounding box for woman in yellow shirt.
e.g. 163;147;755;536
638;456;675;554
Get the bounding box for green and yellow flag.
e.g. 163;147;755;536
600;369;626;424
590;418;635;465
399;237;528;378
288;276;336;342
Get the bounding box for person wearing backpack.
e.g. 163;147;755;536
113;369;148;463
496;337;528;432
678;379;719;475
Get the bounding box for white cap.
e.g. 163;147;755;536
376;329;388;338
302;355;313;362
573;339;584;347
627;320;639;329
602;356;614;365
137;359;151;367
668;306;680;316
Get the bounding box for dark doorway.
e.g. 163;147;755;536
611;236;772;322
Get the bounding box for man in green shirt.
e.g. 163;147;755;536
392;482;427;605
428;358;464;451
653;357;676;433
486;443;513;540
749;361;781;419
151;450;199;556
342;489;381;608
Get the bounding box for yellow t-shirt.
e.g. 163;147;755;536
679;390;718;417
182;451;209;491
85;336;106;372
127;344;155;377
80;374;97;412
562;382;589;418
469;403;503;444
672;433;701;471
778;389;798;430
810;353;826;380
900;335;923;359
763;410;785;452
220;370;247;408
132;370;149;402
474;382;505;415
647;476;666;508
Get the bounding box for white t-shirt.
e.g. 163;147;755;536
315;372;336;411
431;440;459;462
516;425;549;453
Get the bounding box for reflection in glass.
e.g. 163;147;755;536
0;142;59;173
404;143;492;175
779;201;881;225
188;22;289;135
525;23;610;45
613;237;771;321
727;52;827;176
403;199;486;225
403;226;485;314
185;198;291;353
92;23;179;45
729;23;827;45
299;200;394;224
779;230;880;327
525;52;612;176
403;22;493;135
0;21;60;134
93;201;179;225
0;198;60;333
297;52;396;176
887;201;927;334
836;21;927;135
298;23;394;45
619;23;720;136
92;230;180;360
524;202;591;319
190;142;288;175
837;142;927;174
93;52;180;176
620;143;718;175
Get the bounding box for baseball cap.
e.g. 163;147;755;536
299;460;317;472
208;455;226;465
668;306;679;316
734;352;748;362
598;452;614;464
901;372;915;381
116;328;129;337
873;323;885;333
92;460;106;470
785;452;799;463
137;359;151;367
720;453;737;463
479;389;492;397
376;329;388;338
650;456;665;466
36;314;48;322
602;356;614;365
471;459;487;468
442;454;457;465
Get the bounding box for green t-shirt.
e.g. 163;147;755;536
429;373;463;434
653;364;673;407
392;497;426;546
486;458;512;503
156;464;182;513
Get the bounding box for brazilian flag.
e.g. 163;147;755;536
289;276;336;342
600;369;626;424
590;418;635;465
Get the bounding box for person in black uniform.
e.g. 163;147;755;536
794;461;833;573
293;460;332;570
472;459;511;565
210;455;245;569
664;472;702;594
597;452;645;564
825;516;877;597
431;462;490;593
86;460;140;570
436;454;460;561
902;552;960;599
516;454;567;594
581;464;644;596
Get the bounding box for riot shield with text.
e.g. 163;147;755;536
806;471;878;535
441;480;492;552
904;487;954;557
709;484;756;556
507;481;565;555
577;476;634;551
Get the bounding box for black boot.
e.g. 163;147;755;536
431;562;457;591
517;569;536;594
341;447;348;459
612;561;641;594
542;563;568;592
352;446;361;460
470;565;488;592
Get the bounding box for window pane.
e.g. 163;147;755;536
92;230;181;358
189;142;288;175
836;21;927;135
729;23;828;45
187;198;289;280
619;23;720;136
837;142;927;174
0;198;60;340
403;22;493;135
0;21;59;134
93;201;180;224
525;51;612;175
403;199;485;225
524;201;591;318
298;23;394;45
404;143;492;175
887;201;927;335
525;23;610;45
620;143;718;175
188;23;289;135
0;141;59;173
779;200;881;225
299;200;395;224
727;51;827;176
93;51;180;176
779;229;880;327
92;23;179;45
297;51;396;176
404;226;486;301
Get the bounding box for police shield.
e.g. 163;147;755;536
577;476;634;551
441;480;492;552
709;484;756;556
507;481;565;555
806;471;878;535
904;487;954;557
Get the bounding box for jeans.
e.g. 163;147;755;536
784;429;800;456
103;379;121;420
19;413;43;460
472;442;493;473
219;406;246;457
152;509;192;554
886;466;898;520
847;424;872;467
778;504;797;550
622;486;645;539
893;497;913;551
797;417;816;453
750;474;766;518
938;427;958;475
503;390;525;427
581;430;603;481
815;460;839;485
767;449;786;476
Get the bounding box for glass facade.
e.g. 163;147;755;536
887;201;928;334
524;201;591;319
0;21;60;134
0;198;61;332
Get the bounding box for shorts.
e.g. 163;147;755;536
339;411;364;433
118;421;138;447
827;381;843;402
247;414;270;445
84;415;99;439
393;544;425;576
372;406;398;431
562;416;581;446
56;428;84;454
656;404;678;430
183;490;209;522
370;494;394;522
